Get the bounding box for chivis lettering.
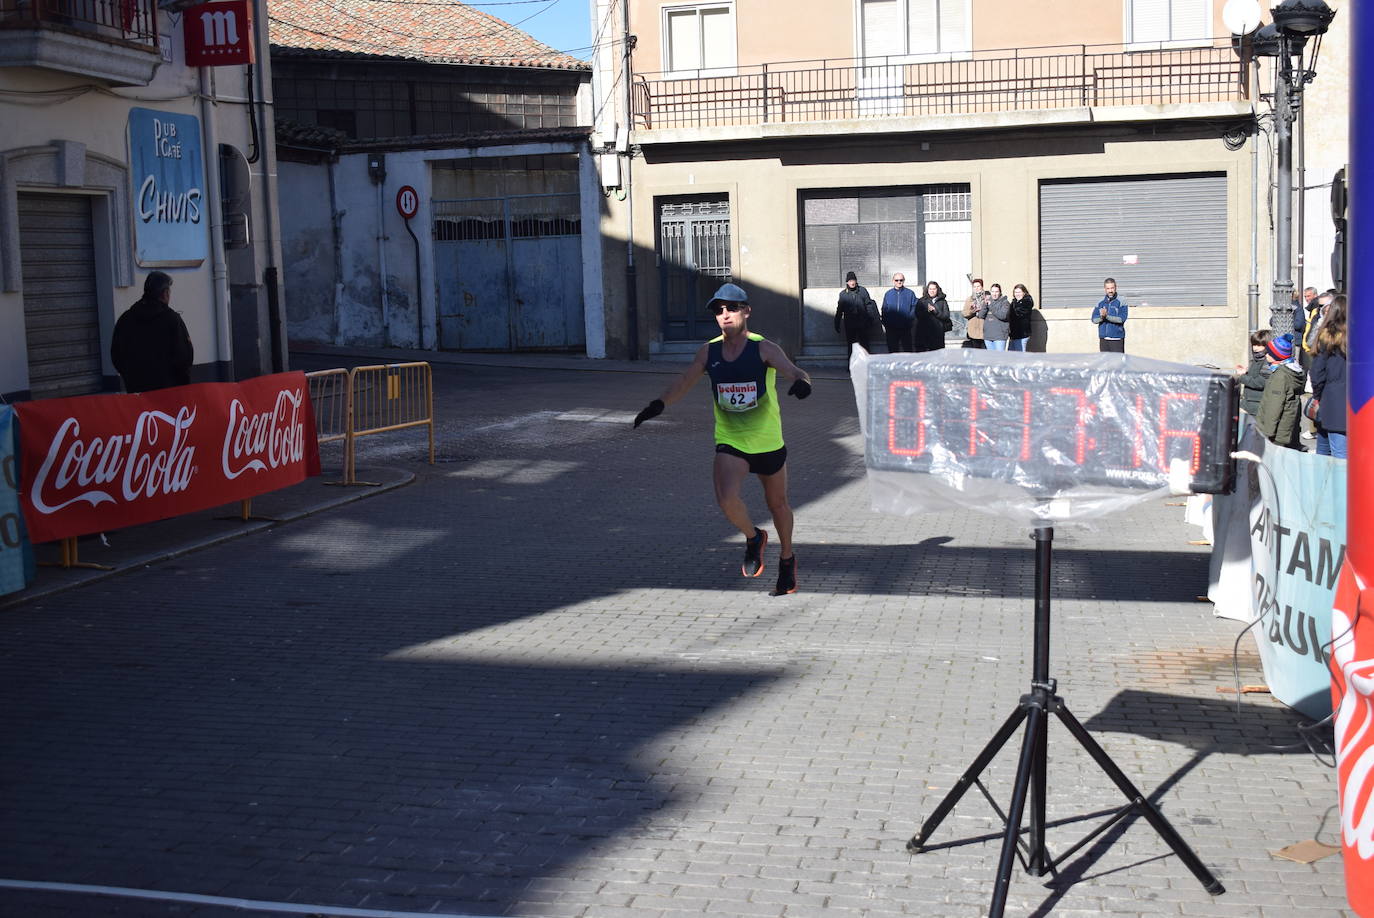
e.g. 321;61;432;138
137;174;202;225
222;388;307;479
30;408;197;514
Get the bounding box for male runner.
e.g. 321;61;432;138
633;283;812;595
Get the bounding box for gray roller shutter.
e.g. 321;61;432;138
19;192;103;399
1039;174;1227;309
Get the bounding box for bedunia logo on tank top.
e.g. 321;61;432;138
717;382;759;411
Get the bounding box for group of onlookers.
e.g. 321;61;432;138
1237;286;1348;458
833;272;1038;354
961;278;1036;351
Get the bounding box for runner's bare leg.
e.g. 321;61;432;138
759;466;793;557
713;451;757;538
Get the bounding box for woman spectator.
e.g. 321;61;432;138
981;283;1011;351
1309;294;1348;458
1008;284;1035;351
914;281;951;352
834;271;877;354
961;278;988;349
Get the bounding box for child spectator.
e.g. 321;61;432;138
1255;333;1306;449
1235;329;1272;417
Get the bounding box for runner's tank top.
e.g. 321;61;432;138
707;333;783;454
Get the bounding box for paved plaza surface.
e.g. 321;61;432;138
0;354;1350;917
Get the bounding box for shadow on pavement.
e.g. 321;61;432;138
0;363;1247;916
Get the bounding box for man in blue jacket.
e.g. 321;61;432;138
881;273;918;353
1091;277;1128;353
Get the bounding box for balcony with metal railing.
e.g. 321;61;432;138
1;0;162;84
632;41;1250;138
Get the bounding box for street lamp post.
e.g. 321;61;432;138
1262;0;1336;337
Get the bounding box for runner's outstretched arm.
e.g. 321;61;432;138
759;340;813;399
634;343;709;427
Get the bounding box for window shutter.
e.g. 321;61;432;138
667;9;702;71
862;0;904;58
1129;0;1169;43
938;0;969;53
908;0;939;55
700;7;735;70
1169;0;1209;41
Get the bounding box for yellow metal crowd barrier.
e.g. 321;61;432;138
306;362;434;485
305;368;351;447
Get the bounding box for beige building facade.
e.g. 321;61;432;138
586;0;1348;366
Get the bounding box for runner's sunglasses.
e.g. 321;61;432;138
709;302;746;315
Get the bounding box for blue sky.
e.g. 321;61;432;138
482;0;595;60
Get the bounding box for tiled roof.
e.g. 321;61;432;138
268;0;590;71
274;118;349;151
339;125;591;153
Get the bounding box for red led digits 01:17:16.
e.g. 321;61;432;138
885;382;1204;475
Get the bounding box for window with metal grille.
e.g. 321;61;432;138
801;185;970;289
924;185;973;222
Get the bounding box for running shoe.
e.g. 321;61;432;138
742;528;768;578
774;554;797;595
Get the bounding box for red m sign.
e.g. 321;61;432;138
184;0;254;67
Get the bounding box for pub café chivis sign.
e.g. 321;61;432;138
128;107;208;268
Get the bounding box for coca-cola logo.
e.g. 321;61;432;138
1332;584;1374;860
30;408;198;515
221;388;307;480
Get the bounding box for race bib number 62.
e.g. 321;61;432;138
716;381;759;412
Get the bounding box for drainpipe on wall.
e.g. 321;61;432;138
251;0;284;371
403;214;422;347
200;68;233;379
622;2;638;361
327;157;343;343
1250;70;1261;333
376;181;391;347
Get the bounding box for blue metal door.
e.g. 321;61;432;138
434;193;583;351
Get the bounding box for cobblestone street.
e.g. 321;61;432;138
0;357;1348;917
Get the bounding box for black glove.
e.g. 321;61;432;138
787;380;812;400
633;399;665;427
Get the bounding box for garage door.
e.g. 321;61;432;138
1039;174;1228;309
19;192;103;399
433;192;585;351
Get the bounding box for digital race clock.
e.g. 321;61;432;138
864;352;1239;496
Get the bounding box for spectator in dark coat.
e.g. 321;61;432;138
1008;284;1035;351
111;271;193;392
1309;295;1348;458
834;271;877;354
913;281;951;352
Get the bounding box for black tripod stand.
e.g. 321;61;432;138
906;526;1225;917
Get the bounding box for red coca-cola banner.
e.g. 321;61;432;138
15;373;320;544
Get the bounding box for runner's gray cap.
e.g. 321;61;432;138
707;283;749;309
